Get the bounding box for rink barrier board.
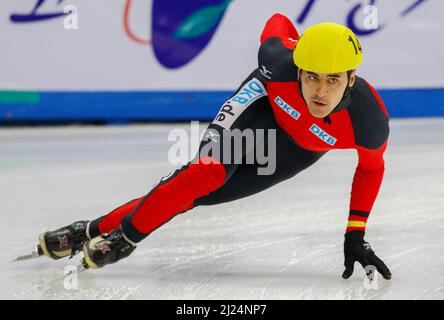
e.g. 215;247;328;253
0;88;443;122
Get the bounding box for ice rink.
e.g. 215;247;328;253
1;118;443;300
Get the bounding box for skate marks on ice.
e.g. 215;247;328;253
1;119;444;299
7;258;144;300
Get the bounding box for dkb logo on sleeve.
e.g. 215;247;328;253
214;78;267;129
309;124;337;146
274;96;300;120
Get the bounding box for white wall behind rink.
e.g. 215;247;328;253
2;0;443;91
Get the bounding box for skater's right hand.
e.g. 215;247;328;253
342;231;391;280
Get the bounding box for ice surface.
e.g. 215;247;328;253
1;118;443;300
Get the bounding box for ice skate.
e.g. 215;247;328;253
81;227;136;269
38;220;90;260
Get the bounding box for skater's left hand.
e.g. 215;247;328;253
342;231;391;280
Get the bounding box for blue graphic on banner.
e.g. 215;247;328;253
152;0;231;69
10;0;68;23
296;0;427;36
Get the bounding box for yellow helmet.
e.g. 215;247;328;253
293;22;363;73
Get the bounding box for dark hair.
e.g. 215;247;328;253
346;70;355;84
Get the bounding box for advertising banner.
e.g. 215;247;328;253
1;0;443;121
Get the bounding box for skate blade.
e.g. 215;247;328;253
12;245;44;262
64;262;89;277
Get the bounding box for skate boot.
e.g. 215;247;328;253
81;227;136;269
39;221;90;260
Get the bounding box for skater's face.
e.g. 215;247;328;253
299;70;355;118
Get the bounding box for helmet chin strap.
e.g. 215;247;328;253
329;70;354;115
330;85;353;114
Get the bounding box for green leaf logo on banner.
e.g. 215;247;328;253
174;0;232;39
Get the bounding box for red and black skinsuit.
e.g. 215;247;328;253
88;14;390;242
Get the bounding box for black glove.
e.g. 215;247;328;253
342;230;391;280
